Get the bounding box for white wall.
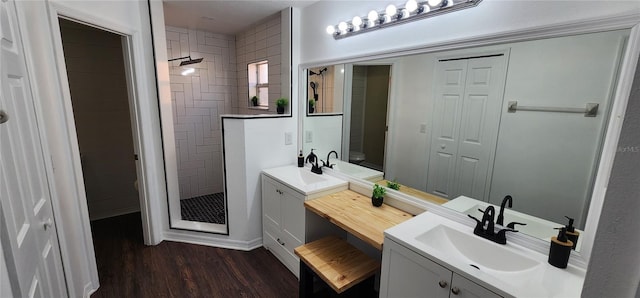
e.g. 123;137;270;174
236;13;284;115
583;56;640;298
166;26;235;200
488;30;626;227
240;117;298;240
385;54;434;189
0;243;12;298
60;20;141;220
302;115;343;161
17;0;166;295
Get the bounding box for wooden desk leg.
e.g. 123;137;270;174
299;261;314;298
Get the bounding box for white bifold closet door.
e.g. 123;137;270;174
427;54;507;201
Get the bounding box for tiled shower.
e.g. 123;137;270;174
165;13;283;226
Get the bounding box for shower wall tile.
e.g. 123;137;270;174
235;13;284;114
166;26;236;199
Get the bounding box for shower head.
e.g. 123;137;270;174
168;55;204;66
179;57;204;66
309;67;329;76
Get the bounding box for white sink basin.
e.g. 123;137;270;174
262;165;348;196
415;225;540;273
384;212;587;297
327;160;384;181
297;169;327;185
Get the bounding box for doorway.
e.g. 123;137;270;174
427;54;507;201
349;65;391;172
58;19;143;224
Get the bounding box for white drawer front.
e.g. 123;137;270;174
264;228;299;278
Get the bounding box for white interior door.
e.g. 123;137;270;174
454;56;507;200
427;60;467;199
428;54;507;201
0;0;66;297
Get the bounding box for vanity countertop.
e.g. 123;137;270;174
262;165;348;196
385;212;586;298
376;179;448;205
305;190;413;250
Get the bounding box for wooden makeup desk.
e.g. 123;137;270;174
304;189;413;250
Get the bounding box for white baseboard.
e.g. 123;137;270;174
163;230;263;251
84;282;98;298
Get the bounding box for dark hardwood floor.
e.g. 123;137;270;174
90;213;298;297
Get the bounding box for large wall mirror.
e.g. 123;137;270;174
302;28;632;252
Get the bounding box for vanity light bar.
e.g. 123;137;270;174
327;0;482;39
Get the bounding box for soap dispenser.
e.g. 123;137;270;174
564;216;580;250
548;227;574;269
297;150;304;167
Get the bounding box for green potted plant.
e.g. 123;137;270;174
276;97;288;114
387;180;400;191
372;184;386;207
251;96;259;107
308;99;315;114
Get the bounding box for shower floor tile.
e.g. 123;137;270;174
180;192;226;224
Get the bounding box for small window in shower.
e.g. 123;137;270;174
248;60;269;108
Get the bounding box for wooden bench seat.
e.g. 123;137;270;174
294;236;380;296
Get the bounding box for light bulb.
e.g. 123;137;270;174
428;0;443;7
403;9;411;18
367;10;379;24
338;21;348;33
385;4;397;17
181;68;195;76
326;25;336;35
405;0;418;12
352;16;363;27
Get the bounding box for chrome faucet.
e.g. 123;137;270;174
322;150;338;169
497;195;513;226
468;206;517;245
306;149;322;175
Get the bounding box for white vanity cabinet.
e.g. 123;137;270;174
261;165;348;278
261;175;306;277
380;238;501;298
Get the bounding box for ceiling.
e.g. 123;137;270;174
163;0;319;35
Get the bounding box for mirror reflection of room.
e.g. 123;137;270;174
347;65;391;172
303;29;629;248
307;65;344;114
